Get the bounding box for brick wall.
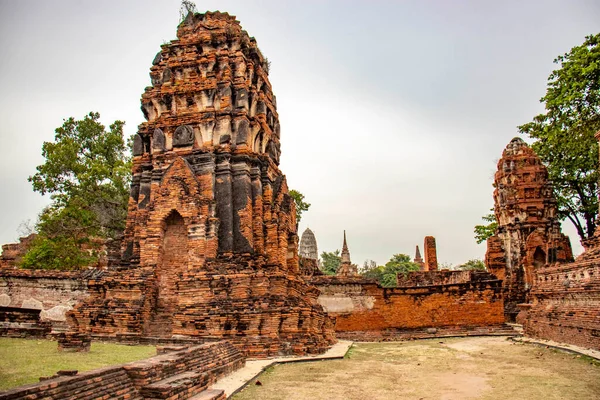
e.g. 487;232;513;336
523;259;600;351
0;270;90;328
0;341;243;400
312;271;505;340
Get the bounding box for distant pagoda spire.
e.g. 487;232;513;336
414;245;425;270
337;230;357;276
341;230;351;264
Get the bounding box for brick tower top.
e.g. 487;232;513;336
341;230;351;264
493;137;558;229
134;11;281;165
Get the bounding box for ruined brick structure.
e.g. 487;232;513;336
485;137;573;320
413;245;425;270
62;11;334;357
336;231;358;277
423;236;438;271
0;341;244;400
312;270;507;341
299;228;318;261
520;131;600;351
0;234;36;269
0;269;91;330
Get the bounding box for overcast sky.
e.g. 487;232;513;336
0;0;598;266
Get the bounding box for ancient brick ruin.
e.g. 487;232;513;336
299;228;318;261
423;236;438;271
485;137;573;320
336;231;358;277
519;131;600;351
312;270;507;341
0;341;243;400
60;11;334;357
413;245;425;270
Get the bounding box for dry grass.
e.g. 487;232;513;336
233;337;600;400
0;338;155;390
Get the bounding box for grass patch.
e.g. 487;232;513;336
0;338;155;391
232;337;600;400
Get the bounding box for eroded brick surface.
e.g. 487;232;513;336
485;138;573;320
312;271;505;339
61;12;334;357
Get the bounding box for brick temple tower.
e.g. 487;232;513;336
337;231;358;276
485;137;573;320
414;245;425;270
62;11;335;356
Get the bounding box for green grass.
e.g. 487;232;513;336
0;338;155;391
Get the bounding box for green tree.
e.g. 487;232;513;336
361;254;421;288
320;250;341;275
456;259;487;271
474;211;498;244
22;112;131;270
289;189;311;224
518;33;600;241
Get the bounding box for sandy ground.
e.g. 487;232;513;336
231;336;600;400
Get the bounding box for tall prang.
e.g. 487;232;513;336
299;228;318;261
485;137;573;320
62;11;335;357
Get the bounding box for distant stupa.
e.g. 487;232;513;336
299;228;318;260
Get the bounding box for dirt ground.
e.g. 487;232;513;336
232;336;600;400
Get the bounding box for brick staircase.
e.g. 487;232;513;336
0;341;244;400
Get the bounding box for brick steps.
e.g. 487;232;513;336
188;389;226;400
140;371;209;400
0;366;142;400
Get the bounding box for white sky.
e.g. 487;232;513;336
0;0;598;266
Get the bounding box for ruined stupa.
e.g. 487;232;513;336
485;137;573;320
299;228;318;260
413;245;425;270
61;11;335;357
337;231;358;276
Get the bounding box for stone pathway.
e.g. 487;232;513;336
212;340;353;398
512;336;600;360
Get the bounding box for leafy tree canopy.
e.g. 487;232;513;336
320;250;341;275
361;253;421;287
474;211;498;244
518;33;600;241
289;189;311;224
22;112;131;270
456;259;487;271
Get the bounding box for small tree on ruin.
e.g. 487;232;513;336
518;33;600;242
22;112;131;270
474;211;498;244
289;189;311;224
320;249;341;275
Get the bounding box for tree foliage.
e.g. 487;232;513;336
289;189;311;224
179;0;197;22
22;112;131;270
456;259;487;271
518;33;600;241
474;211;498;244
320;250;341;275
361;254;421;288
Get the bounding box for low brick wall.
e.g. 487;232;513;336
312;271;505;338
0;341;243;400
523;259;600;351
0;306;51;338
0;270;93;329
